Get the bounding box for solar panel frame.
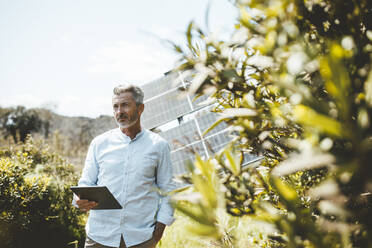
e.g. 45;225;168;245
158;119;201;150
195;110;228;138
140;73;259;175
142;88;192;129
170;141;206;174
142;73;182;101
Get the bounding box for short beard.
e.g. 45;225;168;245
116;118;138;129
115;111;139;129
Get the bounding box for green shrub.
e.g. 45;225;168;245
0;136;86;248
171;0;372;247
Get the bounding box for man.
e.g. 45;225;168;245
74;85;175;248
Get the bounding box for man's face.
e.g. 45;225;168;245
112;92;144;129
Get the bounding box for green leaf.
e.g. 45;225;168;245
221;108;257;119
319;43;351;119
173;201;215;227
271;177;298;202
202;118;226;137
294;105;343;137
187;223;220;238
365;69;372;107
186;21;198;56
192;173;217;209
224;149;240;176
194;155;213;180
273;151;334;176
239;5;253;28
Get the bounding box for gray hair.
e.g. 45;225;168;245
113;84;144;105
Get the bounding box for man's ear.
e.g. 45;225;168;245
137;103;144;115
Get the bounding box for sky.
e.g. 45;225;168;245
0;0;238;118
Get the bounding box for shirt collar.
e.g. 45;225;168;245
118;127;145;141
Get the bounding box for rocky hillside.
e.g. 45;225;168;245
41;111;117;147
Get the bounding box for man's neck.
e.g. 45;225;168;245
120;122;142;140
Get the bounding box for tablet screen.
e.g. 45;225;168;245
71;186;122;210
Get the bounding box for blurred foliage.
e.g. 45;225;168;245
171;0;372;247
0;106;48;143
0;136;86;248
159;209;283;248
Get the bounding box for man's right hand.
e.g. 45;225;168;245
75;195;98;211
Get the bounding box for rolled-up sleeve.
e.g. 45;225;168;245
79;139;99;186
156;142;176;226
72;139;99;207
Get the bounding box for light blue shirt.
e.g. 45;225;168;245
76;128;175;247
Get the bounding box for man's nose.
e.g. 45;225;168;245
116;105;124;113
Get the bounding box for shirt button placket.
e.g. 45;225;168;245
120;144;130;227
121;142;131;227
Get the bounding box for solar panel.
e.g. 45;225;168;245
141;73;181;101
158;120;201;150
142;89;191;129
169;141;206;174
191;93;210;110
140;73;259;175
195;110;228;138
204;129;232;154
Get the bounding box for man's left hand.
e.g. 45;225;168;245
152;222;166;244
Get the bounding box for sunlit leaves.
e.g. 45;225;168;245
271;177;298;202
293;104;343;138
224;149;241;176
172;0;372;247
173;201;217;228
0;137;85;247
319;44;352;120
172;157;224;241
273;149;334;176
365;69;372;107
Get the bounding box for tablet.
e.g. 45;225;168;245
70;186;122;210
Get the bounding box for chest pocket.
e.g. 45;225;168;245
136;156;157;179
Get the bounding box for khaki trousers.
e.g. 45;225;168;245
84;235;156;248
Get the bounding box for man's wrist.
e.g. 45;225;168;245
153;222;166;243
154;221;166;233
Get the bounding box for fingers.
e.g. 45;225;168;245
76;199;98;211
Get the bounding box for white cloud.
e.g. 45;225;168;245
1;38;181;118
55;95;112;117
0;94;45;109
86;40;178;84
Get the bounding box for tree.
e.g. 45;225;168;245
172;0;372;247
0;106;45;142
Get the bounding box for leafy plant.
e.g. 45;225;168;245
171;0;372;247
0;136;86;248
